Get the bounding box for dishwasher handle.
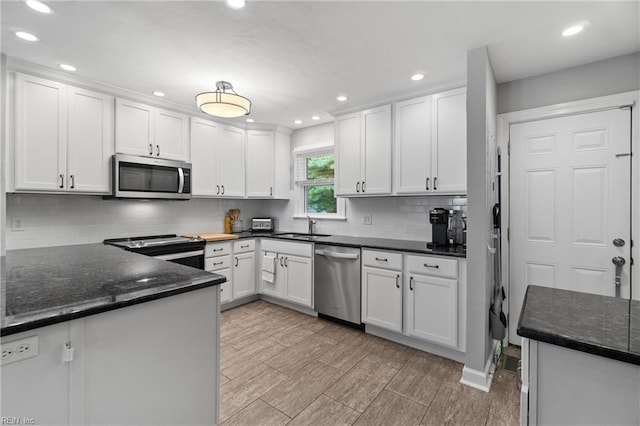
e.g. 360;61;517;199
314;249;360;260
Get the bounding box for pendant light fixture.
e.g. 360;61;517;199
195;81;251;118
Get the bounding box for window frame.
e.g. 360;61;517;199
293;144;346;220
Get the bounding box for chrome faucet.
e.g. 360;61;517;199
307;215;316;235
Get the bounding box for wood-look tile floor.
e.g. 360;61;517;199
220;301;520;426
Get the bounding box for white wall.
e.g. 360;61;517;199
1;54;6;255
5;194;266;249
497;52;639;114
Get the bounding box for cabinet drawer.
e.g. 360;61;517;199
362;250;402;270
233;239;255;253
205;242;232;258
406;254;458;279
205;255;231;271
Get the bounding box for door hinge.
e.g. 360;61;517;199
62;342;74;363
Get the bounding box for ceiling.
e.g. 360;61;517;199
2;1;639;129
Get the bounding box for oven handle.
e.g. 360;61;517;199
154;250;204;261
178;168;185;193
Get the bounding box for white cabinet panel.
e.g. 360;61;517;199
261;251;285;298
190;118;219;196
362;266;402;333
405;273;457;348
246;130;274;197
233;252;256;299
283;254;313;308
115;98;154;157
335;113;361;196
205;242;232;257
217;126;245;197
155;109;189;161
431;88;466;193
362;105;392;195
394;96;432;194
217;270;233;304
67;87;113;193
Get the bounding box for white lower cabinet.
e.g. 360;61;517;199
0;287;219;425
233;251;256;299
361;250;403;333
260;239;313;309
362;250;463;352
208;240;257;306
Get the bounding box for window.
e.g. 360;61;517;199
295;145;345;219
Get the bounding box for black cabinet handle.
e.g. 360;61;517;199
409;276;414;291
426;177;430;190
362;181;366;192
234;256;239;267
434;177;438;190
59;174;64;189
70;175;75;189
424;263;439;269
395;274;400;289
375;257;388;262
221;185;225;195
356;182;360;193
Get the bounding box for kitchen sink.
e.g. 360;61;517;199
274;232;331;239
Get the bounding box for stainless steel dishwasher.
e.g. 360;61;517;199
314;245;361;325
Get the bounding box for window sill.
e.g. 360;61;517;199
293;215;347;221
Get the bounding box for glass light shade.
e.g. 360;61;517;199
196;91;251;118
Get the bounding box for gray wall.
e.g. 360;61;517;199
465;46;497;376
497;52;640;113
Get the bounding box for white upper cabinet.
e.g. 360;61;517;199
13;73;113;194
245;130;290;199
394;87;466;195
115;98;189;161
335;105;392;196
190;117;220;197
190;118;245;198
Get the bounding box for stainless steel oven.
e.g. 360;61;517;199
104;235;205;269
109;154;192;200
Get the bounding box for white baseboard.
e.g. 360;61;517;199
460;340;500;392
259;295;317;317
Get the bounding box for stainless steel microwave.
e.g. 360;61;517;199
109;154;192;200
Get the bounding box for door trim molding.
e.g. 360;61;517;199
497;90;640;345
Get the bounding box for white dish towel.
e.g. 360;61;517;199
262;253;276;283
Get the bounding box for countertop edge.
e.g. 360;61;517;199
1;275;225;337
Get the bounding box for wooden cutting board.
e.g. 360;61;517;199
182;233;240;242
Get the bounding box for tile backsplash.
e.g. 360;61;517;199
5;193;466;249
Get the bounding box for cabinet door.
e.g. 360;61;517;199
394;97;432;194
67;87;114;193
115;98;154;157
283;254;313;308
1;323;71;425
245;130;274;198
362;266;402;332
14;73;67;191
190;118;219;196
217;126;245;197
334;113;361;196
432;89;466;194
216;269;233;304
261;252;285;298
155;109;189;161
405;273;457;347
361;105;392;195
233;252;256;299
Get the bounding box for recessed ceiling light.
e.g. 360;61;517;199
25;0;52;14
59;64;76;72
562;25;584;37
152;91;165;97
311;116;320;121
411;73;425;81
246;118;254;123
226;0;245;9
15;31;38;42
294;120;302;125
336;95;348;102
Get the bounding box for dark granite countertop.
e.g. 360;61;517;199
231;231;466;258
517;285;640;366
1;244;225;337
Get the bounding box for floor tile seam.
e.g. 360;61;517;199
257;397;295;424
323;380;386;416
383;386;433;410
318;391;365;423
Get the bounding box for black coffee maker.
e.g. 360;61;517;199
428;208;450;247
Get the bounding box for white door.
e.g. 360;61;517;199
394;96;432;194
509;108;632;341
67;87;114;193
233;252;256;299
155;109;188;161
245;130;274;197
115;98;154;157
362;105;392;195
334;113;361;196
361;266;402;332
217;126;245;197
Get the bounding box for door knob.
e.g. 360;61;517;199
612;256;626;298
613;238;625;247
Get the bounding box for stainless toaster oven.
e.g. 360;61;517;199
251;218;274;231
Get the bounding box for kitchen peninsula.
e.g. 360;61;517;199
1;244;225;425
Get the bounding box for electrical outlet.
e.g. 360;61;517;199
363;214;373;225
11;217;25;232
1;336;38;365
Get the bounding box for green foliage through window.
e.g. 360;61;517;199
306;185;337;213
306;155;334;180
